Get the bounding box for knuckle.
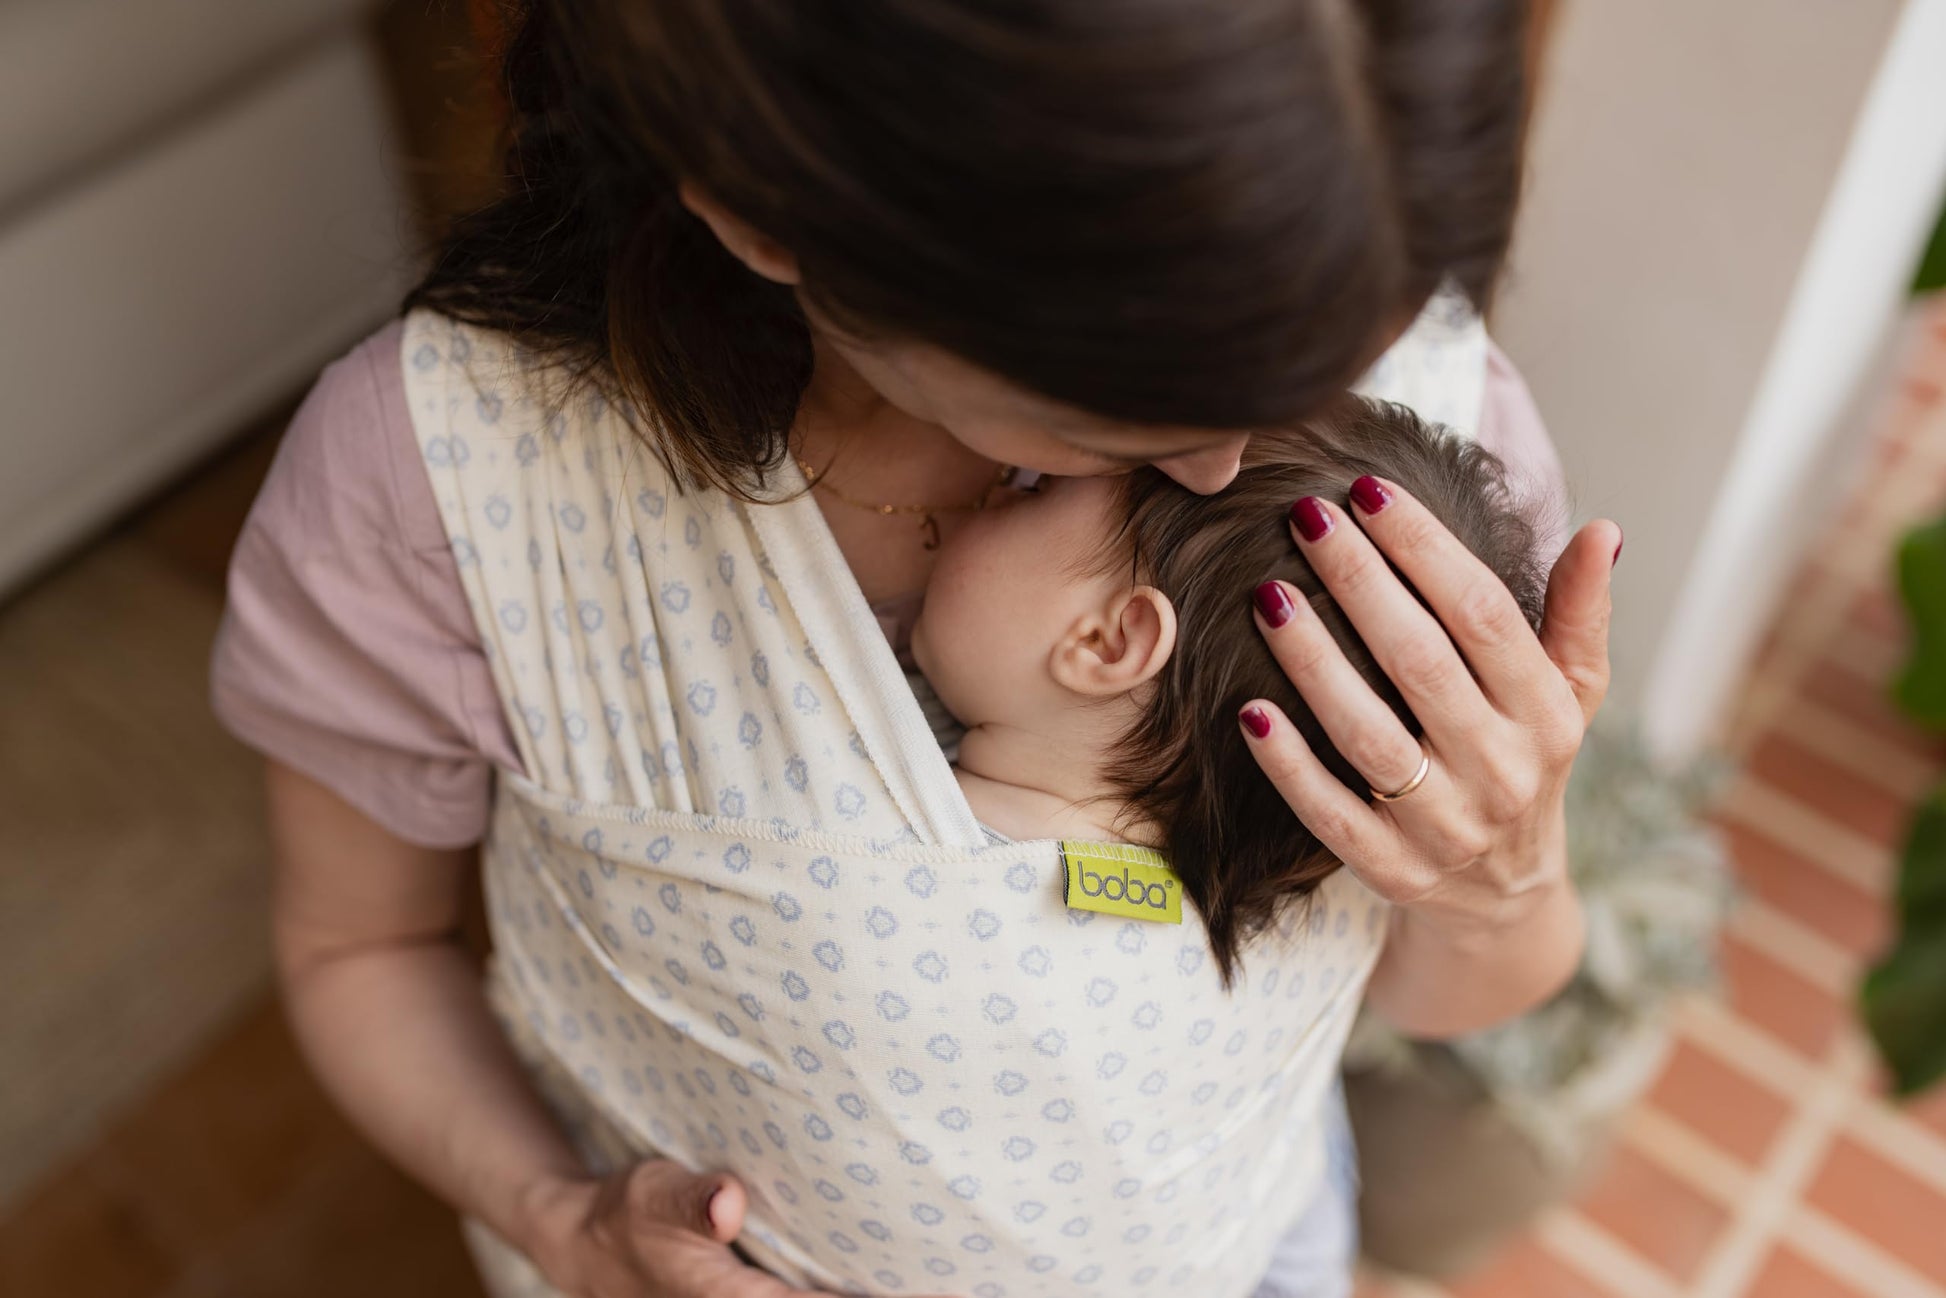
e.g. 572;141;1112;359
1278;626;1339;681
1388;507;1444;556
1454;581;1526;646
1491;770;1543;823
622;1165;665;1215
1565;660;1611;715
1391;639;1457;699
1546;711;1588;762
1326;543;1388;599
1340;727;1403;781
1309;808;1359;850
1445;824;1494;864
1540;685;1591;753
1369;864;1437;906
1258;744;1310;790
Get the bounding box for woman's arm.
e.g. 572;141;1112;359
267;759;587;1250
266;760;816;1297
1350;342;1587;1036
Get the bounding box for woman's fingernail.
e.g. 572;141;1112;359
1612;529;1624;567
1349;476;1392;514
705;1186;727;1233
1290;497;1333;542
1239;705;1273;739
1253;581;1295;629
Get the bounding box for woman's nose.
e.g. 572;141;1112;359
1155;435;1249;494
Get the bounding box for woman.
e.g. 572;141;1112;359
213;1;1615;1294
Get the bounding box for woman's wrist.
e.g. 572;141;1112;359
1396;837;1575;942
1394;866;1580;951
1371;869;1586;1038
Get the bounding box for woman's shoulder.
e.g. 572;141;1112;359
273;315;448;546
210;311;519;848
298;308;562;540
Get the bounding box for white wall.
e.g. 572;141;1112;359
1492;0;1920;749
1641;0;1946;760
0;31;411;599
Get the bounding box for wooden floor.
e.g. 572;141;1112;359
0;1000;489;1298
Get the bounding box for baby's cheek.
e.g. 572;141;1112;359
926;594;1023;717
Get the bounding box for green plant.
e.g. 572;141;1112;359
1915;199;1946;296
1862;512;1946;1096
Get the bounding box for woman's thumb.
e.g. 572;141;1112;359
627;1162;746;1243
1540;519;1620;724
701;1176;746;1241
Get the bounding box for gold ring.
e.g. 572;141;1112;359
1371;752;1432;803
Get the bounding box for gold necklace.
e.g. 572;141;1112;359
796;456;1012;551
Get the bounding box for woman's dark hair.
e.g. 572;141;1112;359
407;0;1532;497
1104;399;1547;985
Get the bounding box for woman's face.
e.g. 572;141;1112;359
814;314;1253;495
684;192;1254;492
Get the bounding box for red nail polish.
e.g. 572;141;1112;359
1349;476;1392;514
1289;497;1332;542
1611;529;1624;567
1253;581;1295;629
1239;705;1272;739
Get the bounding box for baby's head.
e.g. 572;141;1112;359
914;397;1547;983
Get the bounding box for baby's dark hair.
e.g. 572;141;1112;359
1103;397;1547;984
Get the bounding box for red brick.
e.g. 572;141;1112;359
1804;1136;1946;1281
1717;935;1846;1060
1848;585;1912;645
1798;660;1946;766
1745;732;1916;849
1574;1145;1728;1283
1647;1039;1794;1166
1719;820;1891;959
1749;1244;1879;1298
1446;1235;1619;1298
1903;1079;1946;1145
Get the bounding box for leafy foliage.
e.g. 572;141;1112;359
1894;515;1946;726
1864;512;1946;1096
1915;202;1946;296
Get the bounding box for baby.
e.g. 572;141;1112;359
914;395;1548;982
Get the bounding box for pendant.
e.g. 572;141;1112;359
920;513;941;551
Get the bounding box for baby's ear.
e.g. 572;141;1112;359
1050;586;1178;698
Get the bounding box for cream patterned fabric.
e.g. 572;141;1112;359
401;293;1483;1297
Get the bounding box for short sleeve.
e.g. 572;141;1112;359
210;318;521;848
1476;337;1571;559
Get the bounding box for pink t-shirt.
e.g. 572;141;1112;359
211;318;1567;849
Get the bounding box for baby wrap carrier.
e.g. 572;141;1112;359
402;296;1486;1298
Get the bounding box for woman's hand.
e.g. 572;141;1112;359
1240;477;1618;1034
520;1163;828;1298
